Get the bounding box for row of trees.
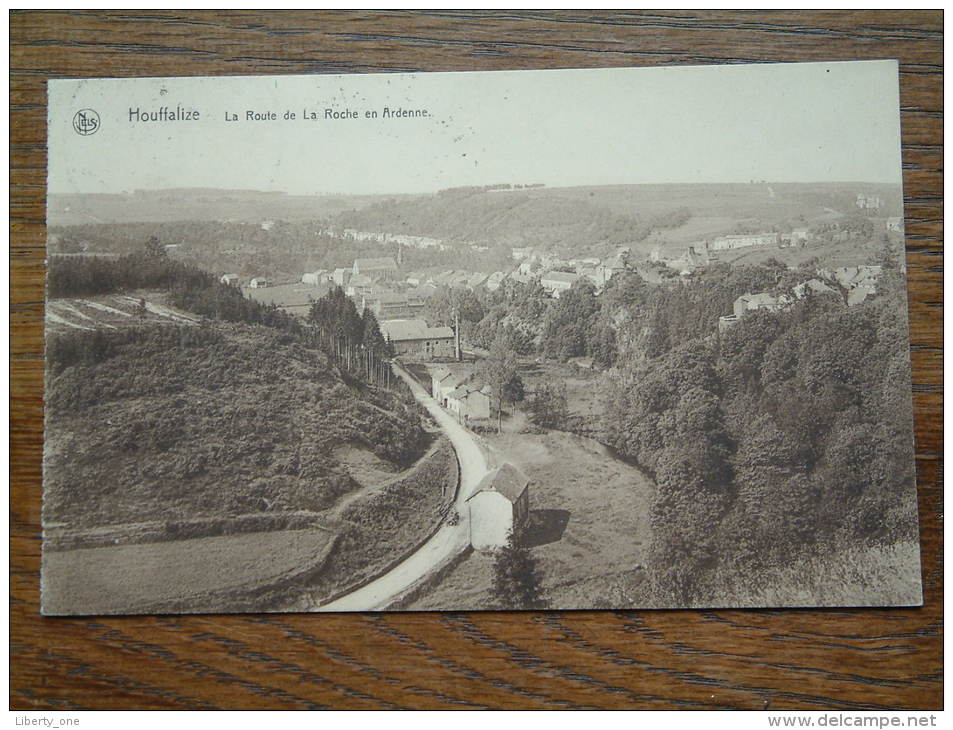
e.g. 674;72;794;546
306;287;395;389
49;238;406;394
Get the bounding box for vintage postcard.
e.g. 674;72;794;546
43;61;921;615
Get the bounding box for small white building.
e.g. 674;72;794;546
431;367;457;403
791;227;812;243
540;271;581;298
467;464;531;552
710;233;780;251
249;277;272;289
220;273;240;286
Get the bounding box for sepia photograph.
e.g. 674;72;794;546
42;60;921;615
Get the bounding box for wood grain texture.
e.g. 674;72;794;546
10;10;942;710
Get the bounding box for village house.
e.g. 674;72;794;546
819;265;882;293
220;273;240;286
249;277;272;289
793;278;836;299
791;227;812;243
661;244;709;273
484;271;506;291
332;267;352;288
856;193;883;210
380;319;456;360
353;256;399;281
718;291;788;331
446;383;492;422
431;367;459;403
345;273;375;298
570;257;602;268
508;269;535;285
362;291;427;320
467;464;531;552
710;233;781;251
540;271;581;298
595;255;627;285
517;260;539;277
577;266;602;290
301;270;331;285
734;292;788;318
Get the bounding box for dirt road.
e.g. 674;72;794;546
317;362;490;611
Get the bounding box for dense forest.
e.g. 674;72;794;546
602;251;917;605
48;221;512;284
332;188;691;254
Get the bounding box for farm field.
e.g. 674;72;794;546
44;293;201;334
242;281;331;314
42;527;336;615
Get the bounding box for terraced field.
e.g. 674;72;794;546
45;293;200;333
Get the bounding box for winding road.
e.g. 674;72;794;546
316;362;490;611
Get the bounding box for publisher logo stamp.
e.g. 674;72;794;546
72;109;100;135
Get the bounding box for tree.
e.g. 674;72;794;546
526;380;568;430
541;278;599;361
144;235;166;259
502;373;525;405
491;533;545;609
476;330;520;433
361;308;391;355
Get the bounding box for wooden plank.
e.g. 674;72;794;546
10;10;942;710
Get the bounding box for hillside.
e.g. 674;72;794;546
332;182;903;258
44;318;430;530
47;188;406;226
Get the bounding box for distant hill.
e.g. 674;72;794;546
48;183;903;273
331;182;903;258
47;188;408;226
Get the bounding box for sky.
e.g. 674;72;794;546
48;60;903;196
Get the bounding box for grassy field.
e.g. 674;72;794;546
242;281;332;314
410;427;654;610
300;436;458;607
42;527;336;615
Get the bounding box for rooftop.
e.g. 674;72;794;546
467;463;530;504
541;271;581;284
380;319;454;342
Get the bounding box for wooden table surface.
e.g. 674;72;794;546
10;10;943;710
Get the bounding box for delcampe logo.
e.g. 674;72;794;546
72;109;100;135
